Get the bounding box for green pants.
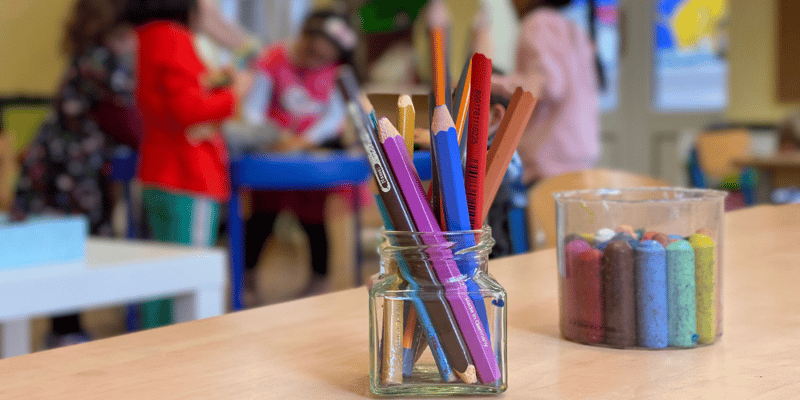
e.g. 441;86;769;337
141;187;222;329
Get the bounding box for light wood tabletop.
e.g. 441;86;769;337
734;153;800;194
2;205;800;399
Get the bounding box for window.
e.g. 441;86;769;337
564;0;619;112
654;0;729;111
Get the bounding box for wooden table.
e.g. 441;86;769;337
0;239;226;358
2;205;799;398
734;153;800;202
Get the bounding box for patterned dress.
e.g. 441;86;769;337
12;45;136;236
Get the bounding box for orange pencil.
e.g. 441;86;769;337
481;88;537;224
452;56;472;143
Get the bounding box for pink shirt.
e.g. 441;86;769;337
496;8;599;184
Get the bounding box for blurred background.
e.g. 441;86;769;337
0;0;798;353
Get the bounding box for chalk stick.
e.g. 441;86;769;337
651;232;674;249
564;233;584;246
689;233;716;344
602;240;637;348
611;232;638;251
579;233;595;244
575;248;604;344
635;240;668;348
564;239;591;341
595;228;615;244
615;225;636;238
666;240;697;347
641;231;658;241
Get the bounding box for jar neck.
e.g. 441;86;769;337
379;227;495;282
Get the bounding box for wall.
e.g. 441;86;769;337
0;0;75;95
726;0;800;123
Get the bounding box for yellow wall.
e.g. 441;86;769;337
727;0;800;123
0;0;75;95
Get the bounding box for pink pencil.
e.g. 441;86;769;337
377;117;500;384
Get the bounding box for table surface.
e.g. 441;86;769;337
0;239;226;320
733;152;800;168
2;205;799;399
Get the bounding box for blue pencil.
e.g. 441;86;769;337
431;105;490;336
373;193;454;381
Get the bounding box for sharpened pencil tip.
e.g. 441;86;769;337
377;117;400;142
398;94;414;110
359;93;374;113
431;104;456;135
455;365;477;384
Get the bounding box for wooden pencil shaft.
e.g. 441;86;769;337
464;54;492;230
481;88;536;223
378;121;476;381
431;28;448;107
397;95;415;157
379;119;499;384
453;56;472;143
338;67;455;381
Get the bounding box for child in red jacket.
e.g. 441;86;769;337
127;0;251;328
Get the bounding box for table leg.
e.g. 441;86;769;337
1;318;31;358
174;287;225;322
229;185;245;311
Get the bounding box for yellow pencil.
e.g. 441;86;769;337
397;95;415;157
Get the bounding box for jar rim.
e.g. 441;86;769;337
553;187;727;204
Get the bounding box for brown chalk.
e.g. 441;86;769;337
602;240;637;348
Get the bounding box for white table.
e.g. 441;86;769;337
0;239;226;358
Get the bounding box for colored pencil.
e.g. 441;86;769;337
378;117;500;384
397;95;416;157
464;53;492;230
338;66;459;382
431;106;491;336
481;87;537;224
452;56;472;142
372;180;406;384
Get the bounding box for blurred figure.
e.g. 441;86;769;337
492;0;599;185
128;0;251;328
242;10;359;304
777;112;800;153
11;0;141;348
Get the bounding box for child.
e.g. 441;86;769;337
11;0;141;347
242;10;359;303
492;0;600;185
128;0;251;327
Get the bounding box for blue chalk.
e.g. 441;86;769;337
635;240;669;348
669;234;683;241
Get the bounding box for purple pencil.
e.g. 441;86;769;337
377;117;500;384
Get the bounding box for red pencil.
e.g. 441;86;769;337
464;54;492;230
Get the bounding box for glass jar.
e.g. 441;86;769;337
554;187;726;349
369;226;507;396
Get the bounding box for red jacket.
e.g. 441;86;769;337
135;21;235;201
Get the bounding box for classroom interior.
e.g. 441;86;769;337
0;0;799;365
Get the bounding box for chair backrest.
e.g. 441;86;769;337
695;128;751;180
527;168;669;250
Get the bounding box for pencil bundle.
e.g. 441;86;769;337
340;53;536;391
